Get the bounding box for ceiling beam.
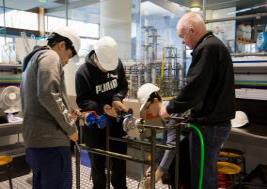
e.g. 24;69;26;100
46;0;99;13
143;0;187;14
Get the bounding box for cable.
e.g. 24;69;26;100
187;123;205;189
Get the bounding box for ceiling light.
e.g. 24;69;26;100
190;7;201;12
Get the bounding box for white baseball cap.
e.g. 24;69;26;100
94;36;119;71
137;83;160;113
231;111;249;128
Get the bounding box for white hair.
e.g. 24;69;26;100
177;12;206;34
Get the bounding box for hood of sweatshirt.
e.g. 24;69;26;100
22;46;49;72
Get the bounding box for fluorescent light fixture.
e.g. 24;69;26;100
190;7;201;12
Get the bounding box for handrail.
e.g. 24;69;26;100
75;121;183;189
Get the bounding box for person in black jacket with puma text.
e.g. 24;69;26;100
75;36;128;189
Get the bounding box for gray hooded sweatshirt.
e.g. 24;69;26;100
21;47;77;148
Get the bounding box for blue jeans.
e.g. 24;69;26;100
26;147;72;189
189;122;231;189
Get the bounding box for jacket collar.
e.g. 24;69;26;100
192;31;213;56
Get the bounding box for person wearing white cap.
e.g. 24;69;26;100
137;83;190;189
21;26;81;189
75;36;128;189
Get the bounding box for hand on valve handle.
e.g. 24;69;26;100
103;104;118;117
68;108;82;123
112;100;129;113
80;103;121;119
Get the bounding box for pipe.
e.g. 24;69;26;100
109;136;176;150
202;0;207;20
150;128;156;189
175;126;181;189
74;142;80;189
3;0;6;44
187;123;205;189
106;123;111;189
79;144;150;165
65;0;69;26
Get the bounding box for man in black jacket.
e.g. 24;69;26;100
75;36;128;189
160;12;235;189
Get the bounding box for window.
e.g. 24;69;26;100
45;16;99;38
0;8;38;30
0;36;15;63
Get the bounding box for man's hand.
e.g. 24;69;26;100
112;101;128;112
69;132;78;142
159;106;170;119
81;111;90;119
69;109;81;122
103;104;118;117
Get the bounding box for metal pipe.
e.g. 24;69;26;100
3;0;6;44
76;120;183;189
141;122;184;130
80;145;150;164
150;128;156;189
106;125;111;189
75;142;80;189
202;0;207;20
205;13;267;23
38;7;45;36
175;126;181;189
65;0;69;26
109;136;176;150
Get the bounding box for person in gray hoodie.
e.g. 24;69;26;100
21;26;81;189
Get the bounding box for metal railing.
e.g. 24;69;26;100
74;119;186;189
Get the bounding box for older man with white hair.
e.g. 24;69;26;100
160;12;235;189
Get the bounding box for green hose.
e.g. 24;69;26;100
187;123;205;189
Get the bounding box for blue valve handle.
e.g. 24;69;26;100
85;112;109;129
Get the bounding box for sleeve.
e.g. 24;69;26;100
158;118;177;172
166;46;216;114
112;59;129;102
36;53;77;136
75;67;104;114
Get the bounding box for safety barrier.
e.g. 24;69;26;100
74;118;186;189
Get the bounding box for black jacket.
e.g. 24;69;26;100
167;32;235;125
75;50;128;114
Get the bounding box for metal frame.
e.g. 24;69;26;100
75;121;184;189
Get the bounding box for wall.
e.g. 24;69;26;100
100;0;132;60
